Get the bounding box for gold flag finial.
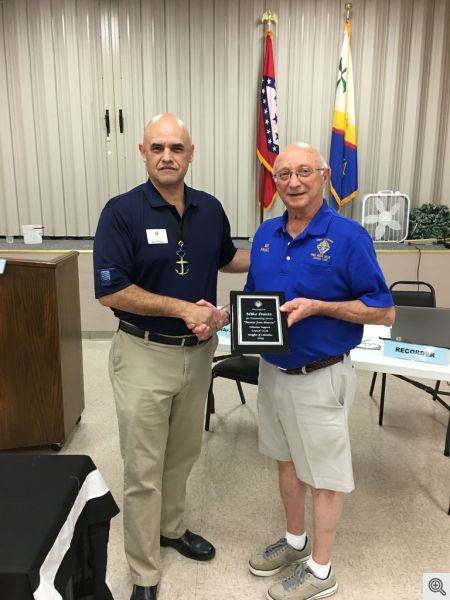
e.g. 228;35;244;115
262;10;278;32
345;3;352;19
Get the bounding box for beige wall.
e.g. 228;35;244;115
79;249;450;335
2;249;450;336
376;249;450;309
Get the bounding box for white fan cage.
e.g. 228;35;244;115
361;191;410;243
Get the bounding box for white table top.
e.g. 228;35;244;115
351;325;450;380
218;324;450;380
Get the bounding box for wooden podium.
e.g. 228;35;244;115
0;251;85;450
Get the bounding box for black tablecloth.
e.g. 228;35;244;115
0;455;120;600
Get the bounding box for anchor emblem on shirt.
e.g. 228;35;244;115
175;241;189;276
175;255;189;275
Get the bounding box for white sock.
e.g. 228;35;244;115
307;557;331;580
285;531;307;551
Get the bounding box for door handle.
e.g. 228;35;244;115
105;109;110;137
118;109;124;133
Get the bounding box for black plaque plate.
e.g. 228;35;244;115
230;291;290;354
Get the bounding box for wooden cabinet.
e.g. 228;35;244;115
0;251;84;450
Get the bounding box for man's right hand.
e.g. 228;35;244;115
98;285;224;336
183;301;223;337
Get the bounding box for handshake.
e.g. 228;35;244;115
185;299;230;341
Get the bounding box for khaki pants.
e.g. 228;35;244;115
109;329;217;586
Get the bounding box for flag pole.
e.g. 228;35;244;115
345;2;352;20
259;10;278;225
329;1;358;211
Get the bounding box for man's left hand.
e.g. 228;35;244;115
280;298;318;327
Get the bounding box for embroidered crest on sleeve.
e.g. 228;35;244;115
100;269;111;283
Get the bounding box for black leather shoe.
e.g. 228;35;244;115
130;584;158;600
160;529;215;561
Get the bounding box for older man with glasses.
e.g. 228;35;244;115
246;143;395;600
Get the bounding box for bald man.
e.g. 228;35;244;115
245;143;394;600
93;114;249;600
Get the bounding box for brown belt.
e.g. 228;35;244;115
279;352;349;375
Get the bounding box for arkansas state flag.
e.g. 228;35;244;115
329;18;358;210
257;30;279;210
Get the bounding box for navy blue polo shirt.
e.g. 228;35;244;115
245;200;393;369
93;180;237;335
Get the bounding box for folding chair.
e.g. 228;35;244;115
205;354;259;430
369;281;441;425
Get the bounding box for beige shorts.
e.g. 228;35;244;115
257;355;356;493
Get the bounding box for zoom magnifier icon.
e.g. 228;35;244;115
429;578;447;596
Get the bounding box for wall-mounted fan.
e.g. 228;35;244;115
361;191;410;242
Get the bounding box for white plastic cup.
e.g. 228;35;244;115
6;235;14;244
22;224;44;244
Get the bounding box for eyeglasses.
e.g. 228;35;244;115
273;167;325;182
357;341;381;350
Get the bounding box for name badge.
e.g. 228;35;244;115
146;229;168;244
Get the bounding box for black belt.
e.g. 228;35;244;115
118;321;208;346
279;352;349;375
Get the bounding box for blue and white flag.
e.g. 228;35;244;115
329;18;358;210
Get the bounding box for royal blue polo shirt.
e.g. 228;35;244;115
93;180;237;335
245;200;393;369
